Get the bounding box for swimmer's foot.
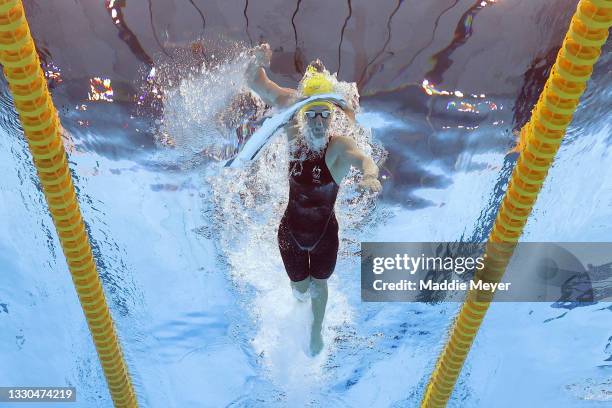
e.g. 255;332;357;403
309;325;324;356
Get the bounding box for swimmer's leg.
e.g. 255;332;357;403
306;214;339;356
278;214;309;286
309;277;328;356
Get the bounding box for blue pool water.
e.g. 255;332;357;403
1;1;611;406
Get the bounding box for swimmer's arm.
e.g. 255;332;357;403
246;67;298;108
245;43;298;108
326;136;380;189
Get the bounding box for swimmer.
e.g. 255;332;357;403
246;44;382;356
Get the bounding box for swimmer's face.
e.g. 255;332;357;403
304;105;332;140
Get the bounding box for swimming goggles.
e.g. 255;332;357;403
304;110;331;119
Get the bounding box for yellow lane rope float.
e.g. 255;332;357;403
421;1;612;406
0;1;138;406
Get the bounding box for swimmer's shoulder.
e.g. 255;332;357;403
325;135;355;167
328;135;357;151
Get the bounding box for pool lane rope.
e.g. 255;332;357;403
421;1;612;407
0;1;138;407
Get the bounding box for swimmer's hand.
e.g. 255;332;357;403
357;175;382;194
250;43;272;68
246;44;272;83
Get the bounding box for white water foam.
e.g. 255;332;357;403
157;46;385;404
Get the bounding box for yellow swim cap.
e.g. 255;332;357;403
303;101;333;110
301;65;334;112
302;68;334;96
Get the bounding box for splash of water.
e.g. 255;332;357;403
158;44;388;403
151;44;265;166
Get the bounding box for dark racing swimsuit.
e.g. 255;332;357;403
277;144;340;282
